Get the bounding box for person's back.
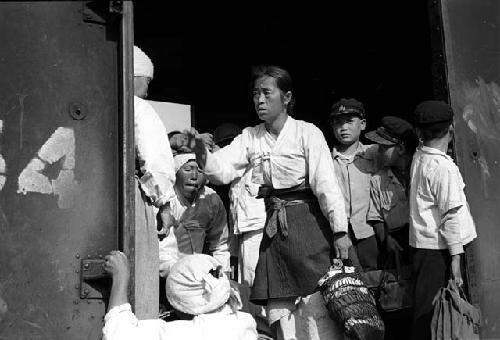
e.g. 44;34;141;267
102;253;258;340
409;101;477;340
104;304;256;340
409;146;476;250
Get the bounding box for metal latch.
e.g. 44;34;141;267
80;259;111;299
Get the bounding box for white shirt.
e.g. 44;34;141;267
409;145;477;254
134;96;176;207
227;168;266;234
102;303;258;340
204;116;347;234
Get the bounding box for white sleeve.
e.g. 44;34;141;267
305;126;348;234
134;96;176;207
102;304;164;340
204;131;250;185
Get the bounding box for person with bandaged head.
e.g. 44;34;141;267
102;252;257;340
133;45;176;223
158;150;230;278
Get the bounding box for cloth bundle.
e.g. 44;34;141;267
318;259;385;340
165;254;230;315
431;279;481;340
133;45;154;78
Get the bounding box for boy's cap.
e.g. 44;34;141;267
330;98;365;120
414;100;454;126
365;116;415;146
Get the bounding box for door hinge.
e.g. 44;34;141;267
79;259;111;299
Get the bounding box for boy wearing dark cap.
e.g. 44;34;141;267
365;116;419;340
409;101;477;340
366;116;419;261
330;98;380;270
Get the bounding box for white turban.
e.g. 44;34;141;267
174;153;195;173
166;254;230;315
133;45;154;79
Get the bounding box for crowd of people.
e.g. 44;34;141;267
101;46;478;340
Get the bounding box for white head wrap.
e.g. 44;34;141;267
133;45;154;79
166;254;230;315
174;153;196;173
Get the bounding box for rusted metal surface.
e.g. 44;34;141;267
439;0;500;337
0;2;124;338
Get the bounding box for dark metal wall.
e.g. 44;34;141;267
0;2;124;338
439;0;500;337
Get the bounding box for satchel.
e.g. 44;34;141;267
431;279;481;340
361;249;413;312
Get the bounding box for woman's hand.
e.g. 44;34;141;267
333;232;352;260
104;251;130;284
104;251;130;311
197;132;215;152
185;128;208;168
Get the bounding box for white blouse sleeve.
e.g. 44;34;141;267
304;125;348;234
204;131;250;185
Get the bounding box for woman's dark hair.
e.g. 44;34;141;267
251;65;295;114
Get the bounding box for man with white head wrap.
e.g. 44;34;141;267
158;151;230;278
132;45;176;318
103;253;257;340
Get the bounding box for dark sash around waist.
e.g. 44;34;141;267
260;185;317;238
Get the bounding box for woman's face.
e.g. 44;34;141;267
175;160;206;201
134;76;151;99
252;76;290;122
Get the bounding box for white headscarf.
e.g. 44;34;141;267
174;153;196;173
133;45;154;79
166;254;230;315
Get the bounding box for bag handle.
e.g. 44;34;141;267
378;248;404;287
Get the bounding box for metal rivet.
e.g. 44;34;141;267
84;289;90;295
69;102;87;120
83;263;90;270
87;254;92;259
75;254;80;259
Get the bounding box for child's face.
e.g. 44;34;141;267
332;114;366;145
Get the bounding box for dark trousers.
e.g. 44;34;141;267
348;232;379;271
411;248;450;340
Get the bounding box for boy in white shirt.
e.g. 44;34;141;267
409;100;477;340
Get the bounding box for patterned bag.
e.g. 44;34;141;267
318;259;385;340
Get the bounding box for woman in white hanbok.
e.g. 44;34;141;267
188;65;350;339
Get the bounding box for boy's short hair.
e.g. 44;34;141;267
414;100;454;141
